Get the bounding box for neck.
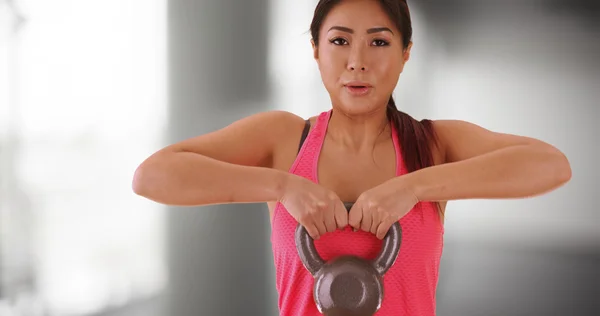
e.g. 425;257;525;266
326;107;392;153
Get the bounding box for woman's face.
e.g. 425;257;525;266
313;0;411;115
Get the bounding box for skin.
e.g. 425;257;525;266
131;0;572;240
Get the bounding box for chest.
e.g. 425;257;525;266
316;137;398;203
268;132;400;219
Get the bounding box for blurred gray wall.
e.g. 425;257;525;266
414;1;600;315
165;0;279;315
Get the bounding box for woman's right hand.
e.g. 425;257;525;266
278;174;348;239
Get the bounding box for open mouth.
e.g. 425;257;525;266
345;85;371;96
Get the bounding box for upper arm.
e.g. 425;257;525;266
158;110;306;168
432;119;551;163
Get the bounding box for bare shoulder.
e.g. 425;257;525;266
431;119;543;163
431;119;493;136
270;113;320;171
221;110;306;140
161;110;307;169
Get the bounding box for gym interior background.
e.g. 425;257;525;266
0;0;598;315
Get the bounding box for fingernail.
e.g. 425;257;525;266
353;228;358;232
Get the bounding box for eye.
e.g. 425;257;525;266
372;39;390;47
329;37;348;45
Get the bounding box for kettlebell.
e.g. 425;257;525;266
295;202;402;316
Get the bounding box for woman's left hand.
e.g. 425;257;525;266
348;177;419;239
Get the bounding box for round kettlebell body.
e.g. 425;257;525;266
295;202;402;316
313;255;384;316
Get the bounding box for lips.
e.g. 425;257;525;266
345;81;371;88
344;82;371;96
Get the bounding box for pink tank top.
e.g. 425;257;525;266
270;110;444;315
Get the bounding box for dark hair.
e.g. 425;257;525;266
310;0;442;217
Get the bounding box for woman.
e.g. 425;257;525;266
132;0;572;315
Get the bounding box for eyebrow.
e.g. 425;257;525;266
328;26;394;35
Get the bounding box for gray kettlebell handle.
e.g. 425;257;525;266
294;202;402;276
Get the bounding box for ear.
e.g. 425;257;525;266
403;41;413;63
311;39;319;60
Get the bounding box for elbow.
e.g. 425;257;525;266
132;163;152;197
547;146;572;186
528;140;572;186
132;153;167;198
556;153;572;185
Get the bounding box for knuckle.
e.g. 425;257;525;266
358;192;370;200
300;213;312;223
326;192;338;201
309;203;321;213
380;210;391;219
360;193;371;203
369;200;380;210
316;202;327;211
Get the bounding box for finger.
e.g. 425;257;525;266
304;223;320;240
360;206;372;232
314;218;327;237
376;218;396;240
324;205;337;233
334;200;348;229
370;208;380;235
310;203;327;237
348;203;363;231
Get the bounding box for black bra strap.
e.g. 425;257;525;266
297;119;311;154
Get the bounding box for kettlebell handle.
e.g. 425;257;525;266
295;202;402;276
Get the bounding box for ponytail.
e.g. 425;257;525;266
386;96;443;218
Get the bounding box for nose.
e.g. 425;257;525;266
348;64;366;71
347;45;367;72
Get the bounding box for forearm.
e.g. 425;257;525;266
132;151;289;206
402;144;572;202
